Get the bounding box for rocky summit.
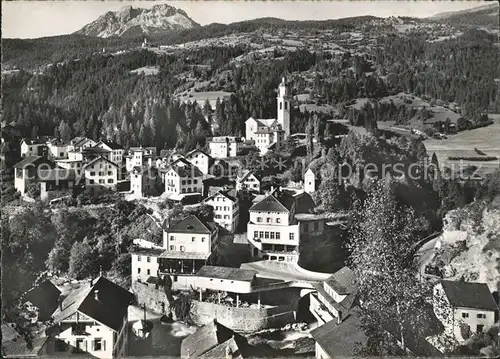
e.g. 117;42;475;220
75;4;200;38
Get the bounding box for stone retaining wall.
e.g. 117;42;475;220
191;300;296;333
132;282;300;333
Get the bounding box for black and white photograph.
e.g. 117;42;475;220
1;0;500;358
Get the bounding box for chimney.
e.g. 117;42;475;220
90;278;94;287
270;186;274;193
57;296;63;311
337;311;342;324
94;290;99;301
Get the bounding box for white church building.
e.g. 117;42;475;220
245;77;291;155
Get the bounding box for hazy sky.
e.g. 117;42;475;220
2;1;491;39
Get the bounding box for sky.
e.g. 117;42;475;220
2;1;491;39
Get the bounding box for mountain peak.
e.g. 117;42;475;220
75;4;200;38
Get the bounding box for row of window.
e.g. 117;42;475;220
55;338;105;353
215;214;231;220
137;268;152;275
169;236;205;242
462;312;487;319
215;206;231;211
254;231;295;240
88;179;114;184
137;255;156;263
89;171;113;176
181;179;198;185
257;217;281;223
169;245;186;251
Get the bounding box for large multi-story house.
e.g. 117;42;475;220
129;166;160;198
245;77;290;155
185;149;213;176
162;158;204;198
55;159;84;178
46;276;133;358
236;170;261;193
125;147;157;172
433;280;498;342
95;141;125;166
160;215;218;278
47;139;69;160
83;156;119;191
131;247;164;283
20;138;48;157
309;266;357;325
14;156;56;195
204;189;239;232
246;188;323;262
209;136;242;158
67;137;97;152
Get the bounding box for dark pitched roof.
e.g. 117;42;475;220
197;266;256;282
83;156;118;169
186;148;212;159
181;320;248;358
21;138;47;145
313;282;357;314
199;337;243;359
249;190;314;214
51;276;133;332
97;140;123;150
441;280;498;310
166;215;215;234
24;280;61;319
249;193;290;213
204;189;238;203
310;307;366;358
324;266;356;295
14;156;56;169
82;147;111;154
168;158;203;178
238;170;260;182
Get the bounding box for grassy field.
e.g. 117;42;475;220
424;117;500;175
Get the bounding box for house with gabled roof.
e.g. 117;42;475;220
185;148;213;175
246;188;323;262
68;137;97;151
203;188;239;232
14;156;56;195
309;266;357;325
46;276;133;358
310;306;366;359
94;141;125;166
433;280;498;342
180;319;251;359
162;158;204;198
46;138;69;160
125;147;157;172
208;136;242;158
20;138;50;158
236;170;261;193
129;166;161;199
83;156;119;191
160;214;219;278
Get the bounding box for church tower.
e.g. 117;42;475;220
277;77;290;138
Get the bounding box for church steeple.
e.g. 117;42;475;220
277;77;290;138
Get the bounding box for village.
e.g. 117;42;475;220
2;76;499;359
